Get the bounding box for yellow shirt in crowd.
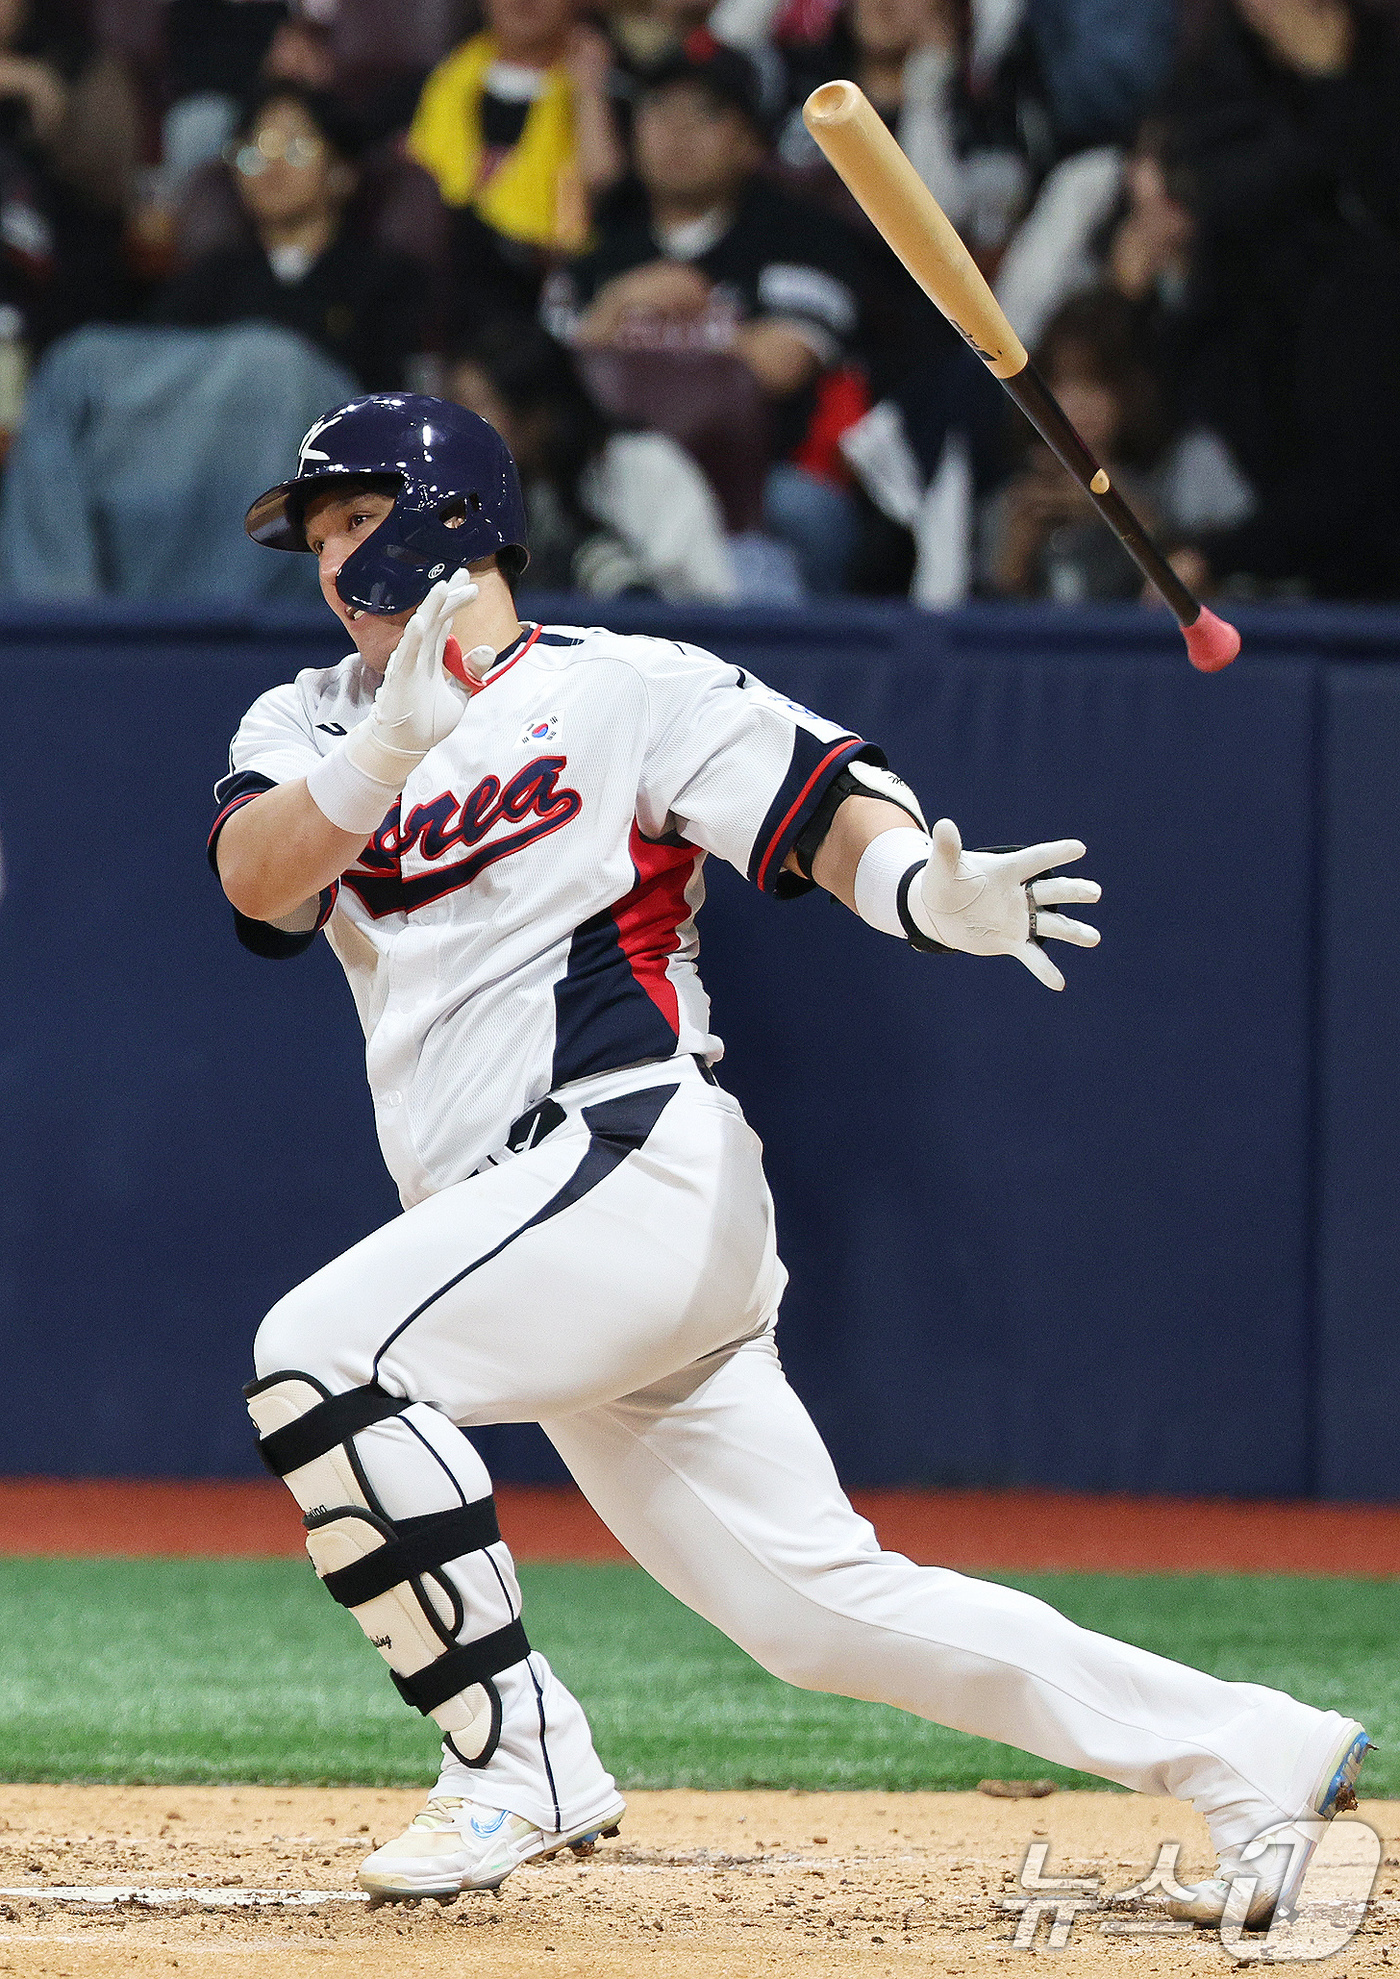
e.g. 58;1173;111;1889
408;33;587;252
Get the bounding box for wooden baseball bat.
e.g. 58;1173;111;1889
802;80;1240;673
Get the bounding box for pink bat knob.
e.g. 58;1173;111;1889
1182;607;1241;673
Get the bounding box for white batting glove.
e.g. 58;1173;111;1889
348;572;480;780
912;818;1101;992
306;573;479;835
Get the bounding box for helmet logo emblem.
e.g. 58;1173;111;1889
428;563;446;578
297;409;339;467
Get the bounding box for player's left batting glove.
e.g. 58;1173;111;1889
306;573;482;837
911;819;1101;992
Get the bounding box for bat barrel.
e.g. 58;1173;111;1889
802;80;1029;380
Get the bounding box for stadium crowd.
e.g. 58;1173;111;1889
0;0;1394;604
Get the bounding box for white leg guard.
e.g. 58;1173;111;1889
303;1506;517;1755
246;1370;528;1765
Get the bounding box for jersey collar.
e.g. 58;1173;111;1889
478;622;543;691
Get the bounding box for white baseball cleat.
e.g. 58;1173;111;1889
357;1793;626;1903
1168;1721;1374;1930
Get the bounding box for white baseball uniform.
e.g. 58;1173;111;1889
217;622;1347;1850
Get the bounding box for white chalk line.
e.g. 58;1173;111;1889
0;1886;368;1909
0;1934;356;1956
0;1861;821;1911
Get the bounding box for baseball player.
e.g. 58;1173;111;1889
213;395;1369;1927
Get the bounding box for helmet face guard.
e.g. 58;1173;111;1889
245;394;529;615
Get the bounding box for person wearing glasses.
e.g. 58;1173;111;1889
154;83;428;393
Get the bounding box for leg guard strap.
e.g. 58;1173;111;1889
304;1504;527;1759
250;1379;404;1478
391;1620;531;1715
321;1500;501;1609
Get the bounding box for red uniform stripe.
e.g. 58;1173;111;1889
611;825;698;1031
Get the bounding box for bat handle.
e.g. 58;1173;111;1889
1005;364;1241;672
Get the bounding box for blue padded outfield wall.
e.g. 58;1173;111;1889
1;600;1398;1500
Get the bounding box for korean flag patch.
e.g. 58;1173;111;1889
520;713;560;746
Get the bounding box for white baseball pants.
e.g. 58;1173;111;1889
253;1054;1346;1850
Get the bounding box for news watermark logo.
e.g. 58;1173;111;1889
999;1821;1381;1960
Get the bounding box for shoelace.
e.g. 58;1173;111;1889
410;1797;467;1831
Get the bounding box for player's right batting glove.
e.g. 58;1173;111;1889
911;819;1101;991
306;573;484;836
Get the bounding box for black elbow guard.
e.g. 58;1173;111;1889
791;760;929;881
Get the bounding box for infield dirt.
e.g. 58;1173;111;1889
0;1786;1392;1979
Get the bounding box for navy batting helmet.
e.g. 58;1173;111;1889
245;393;529;614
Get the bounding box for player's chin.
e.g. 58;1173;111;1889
335;598;412;666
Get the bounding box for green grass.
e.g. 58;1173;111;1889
0;1559;1394;1793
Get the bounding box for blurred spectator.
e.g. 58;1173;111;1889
983;291;1166;600
1106;122;1195;316
261;7;437;150
1145;0;1400;598
603;0;709;82
599;0;787;123
780;0;963;220
837;324;1007;603
406;0;626;337
0;321;350;600
783;0;1175;258
153;84;428;390
1092;121;1256;547
0;0;140;353
548;41;864;590
262;11;338;94
410;0;624;259
961;0;1178;178
448;318;738;597
159;0;289;204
